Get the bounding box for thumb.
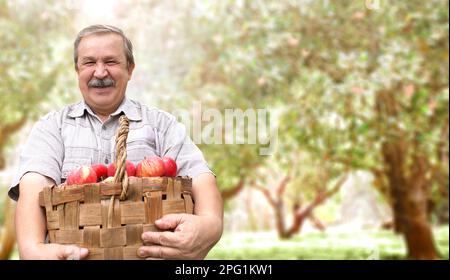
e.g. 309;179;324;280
155;214;184;230
80;247;89;259
62;245;89;260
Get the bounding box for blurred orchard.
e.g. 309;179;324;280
0;0;448;259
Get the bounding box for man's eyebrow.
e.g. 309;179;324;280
103;55;120;61
80;56;96;62
79;55;121;62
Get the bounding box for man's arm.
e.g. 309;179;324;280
139;173;223;259
15;172;89;260
192;172;223;221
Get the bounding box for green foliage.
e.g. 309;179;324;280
172;0;448;217
0;0;75;123
0;1;77;170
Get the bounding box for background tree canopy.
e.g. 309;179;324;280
0;0;76;168
171;0;448;259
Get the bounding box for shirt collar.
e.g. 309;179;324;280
68;97;142;121
110;97;142;121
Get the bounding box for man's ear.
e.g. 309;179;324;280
127;63;135;79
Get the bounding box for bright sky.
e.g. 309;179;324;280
75;0;120;27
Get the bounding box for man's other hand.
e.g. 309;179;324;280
21;243;89;260
138;213;222;260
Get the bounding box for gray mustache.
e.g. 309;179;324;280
88;77;115;88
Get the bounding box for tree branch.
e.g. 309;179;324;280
308;213;326;232
276;175;291;198
252;181;277;208
300;173;349;219
221;178;246;201
0;115;28;169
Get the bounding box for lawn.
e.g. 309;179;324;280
205;226;449;260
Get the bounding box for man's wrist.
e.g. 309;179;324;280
18;241;45;259
201;214;224;244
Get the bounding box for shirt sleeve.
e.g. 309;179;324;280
157;112;215;179
8;113;64;201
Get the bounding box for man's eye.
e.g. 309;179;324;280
84;62;95;66
106;61;118;65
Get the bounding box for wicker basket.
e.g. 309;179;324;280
38;115;194;260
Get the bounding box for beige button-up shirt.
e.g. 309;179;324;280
9;97;213;200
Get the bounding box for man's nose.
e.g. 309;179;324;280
93;63;108;79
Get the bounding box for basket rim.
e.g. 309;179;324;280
39;176;192;207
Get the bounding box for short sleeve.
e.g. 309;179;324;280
157;112;214;179
8;113;64;201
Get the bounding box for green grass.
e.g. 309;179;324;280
205;226;449;260
7;226;448;260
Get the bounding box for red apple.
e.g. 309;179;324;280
136;161;143;177
126;160;136;176
162;157;177;177
66;165;98;185
91;164;108;181
107;160;136;177
138;156;165;177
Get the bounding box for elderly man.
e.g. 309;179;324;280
9;25;223;260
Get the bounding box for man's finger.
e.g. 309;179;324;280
62;245;89;260
142;231;179;247
155;214;185;230
63;245;79;260
138;245;181;259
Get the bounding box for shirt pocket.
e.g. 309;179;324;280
61;157;92;180
125;128;158;164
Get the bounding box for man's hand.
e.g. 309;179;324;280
22;243;89;260
138;173;223;260
16;172;90;260
138;213;222;260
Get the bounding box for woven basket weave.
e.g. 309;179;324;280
38;115;194;260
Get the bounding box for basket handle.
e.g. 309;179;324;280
113;115;129;201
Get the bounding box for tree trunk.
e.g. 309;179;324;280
0;195;16;260
275;201;291;239
0;117;27;259
382;141;439;259
382;140;407;233
376;89;439;259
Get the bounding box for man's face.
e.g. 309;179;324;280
76;33;134;114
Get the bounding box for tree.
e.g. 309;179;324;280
0;0;75;259
250;154;348;238
174;0;448;259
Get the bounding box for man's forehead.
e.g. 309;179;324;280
78;33;125;57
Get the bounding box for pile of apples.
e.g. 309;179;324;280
66;156;177;186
